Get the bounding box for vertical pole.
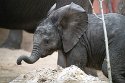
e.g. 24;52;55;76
98;0;112;83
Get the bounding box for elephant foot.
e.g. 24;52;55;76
0;30;23;49
57;50;66;68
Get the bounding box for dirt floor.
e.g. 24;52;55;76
0;29;58;83
0;49;58;83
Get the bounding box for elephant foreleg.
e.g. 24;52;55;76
57;50;66;68
0;30;23;49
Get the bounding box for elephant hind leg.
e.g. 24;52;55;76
102;61;125;83
102;55;125;83
102;45;125;83
112;73;125;83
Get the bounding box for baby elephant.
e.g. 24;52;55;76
17;3;125;83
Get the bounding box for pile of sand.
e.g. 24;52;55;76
10;65;108;83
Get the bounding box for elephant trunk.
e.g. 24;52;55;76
17;45;41;65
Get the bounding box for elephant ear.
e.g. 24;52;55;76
54;3;88;53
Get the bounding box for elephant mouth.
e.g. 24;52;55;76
41;48;56;58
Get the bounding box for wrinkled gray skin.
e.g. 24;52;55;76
17;3;125;83
0;0;93;49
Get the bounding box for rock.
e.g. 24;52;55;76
10;65;108;83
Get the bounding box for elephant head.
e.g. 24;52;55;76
17;3;88;65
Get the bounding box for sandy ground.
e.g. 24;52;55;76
0;49;58;83
0;29;58;83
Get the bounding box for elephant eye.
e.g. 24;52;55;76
44;38;49;45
